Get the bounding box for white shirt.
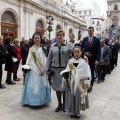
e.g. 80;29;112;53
88;36;93;43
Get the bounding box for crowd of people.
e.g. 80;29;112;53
0;26;119;119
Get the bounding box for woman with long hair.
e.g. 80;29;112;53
21;32;51;106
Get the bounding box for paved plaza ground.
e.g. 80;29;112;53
0;55;120;120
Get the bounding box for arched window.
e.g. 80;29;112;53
69;29;73;35
1;11;15;23
78;30;81;40
56;25;61;31
36;20;44;36
112;16;118;26
1;11;17;40
36;20;44;29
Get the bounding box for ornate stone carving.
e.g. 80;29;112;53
23;4;34;15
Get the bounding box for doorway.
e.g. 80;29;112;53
1;11;17;40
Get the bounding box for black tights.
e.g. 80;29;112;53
0;64;2;86
56;91;66;108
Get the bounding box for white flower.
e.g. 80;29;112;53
21;65;31;70
60;69;70;75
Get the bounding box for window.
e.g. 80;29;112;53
36;20;44;29
92;21;94;24
99;27;101;31
114;5;118;10
112;19;118;26
56;25;61;31
1;11;15;23
69;29;73;34
96;27;99;31
97;21;99;26
78;30;81;40
82;16;85;19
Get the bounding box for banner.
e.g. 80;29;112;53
109;26;117;39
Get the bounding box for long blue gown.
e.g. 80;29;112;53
21;46;51;106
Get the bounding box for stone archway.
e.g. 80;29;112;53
1;11;17;40
112;16;118;26
36;20;44;36
78;30;81;40
56;25;62;31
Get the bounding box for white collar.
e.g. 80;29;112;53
88;36;94;40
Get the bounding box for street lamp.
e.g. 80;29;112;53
46;15;54;39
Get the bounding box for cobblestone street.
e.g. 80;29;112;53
0;55;120;120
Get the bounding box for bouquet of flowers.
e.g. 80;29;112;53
21;65;31;85
60;69;71;92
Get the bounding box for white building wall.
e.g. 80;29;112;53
0;0;86;41
91;17;107;38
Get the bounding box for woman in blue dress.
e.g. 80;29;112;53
21;32;51;106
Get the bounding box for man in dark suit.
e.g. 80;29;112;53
114;40;119;66
81;27;101;92
97;39;110;83
110;38;116;71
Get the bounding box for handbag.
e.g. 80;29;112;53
48;68;54;76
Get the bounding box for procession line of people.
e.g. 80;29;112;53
0;27;119;119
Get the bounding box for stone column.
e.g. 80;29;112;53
64;21;68;41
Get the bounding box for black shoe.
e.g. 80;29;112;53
7;81;16;85
5;80;8;83
62;104;67;112
71;114;76;118
102;79;105;82
75;114;81;119
55;104;62;112
0;85;6;89
102;78;105;80
97;80;101;84
62;107;67;112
